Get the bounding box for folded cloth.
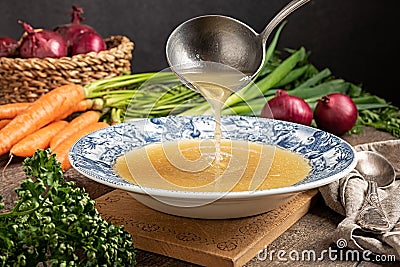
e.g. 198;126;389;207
319;139;400;258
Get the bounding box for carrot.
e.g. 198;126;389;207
55;99;95;120
50;110;101;150
74;99;95;112
0;120;11;130
0;102;31;119
10;120;68;157
0;84;85;156
52;121;109;170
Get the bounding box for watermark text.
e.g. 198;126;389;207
257;239;396;263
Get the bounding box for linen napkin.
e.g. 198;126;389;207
319;139;400;258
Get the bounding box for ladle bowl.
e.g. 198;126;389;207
166;0;311;82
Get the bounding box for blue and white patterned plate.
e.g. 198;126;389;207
69;116;357;219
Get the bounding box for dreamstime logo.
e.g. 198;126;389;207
257;239;396;262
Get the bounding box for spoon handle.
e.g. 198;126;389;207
356;180;390;233
260;0;311;44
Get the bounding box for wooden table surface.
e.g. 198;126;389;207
1;126;398;267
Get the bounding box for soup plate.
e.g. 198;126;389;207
69;115;357;219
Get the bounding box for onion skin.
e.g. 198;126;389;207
70;31;106;55
56;24;95;48
54;5;96;49
261;90;313;126
314;93;358;136
0;37;18;57
18;21;67;59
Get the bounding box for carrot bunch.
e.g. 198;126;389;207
0;84;109;171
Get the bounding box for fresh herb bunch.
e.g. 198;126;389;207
0;149;136;266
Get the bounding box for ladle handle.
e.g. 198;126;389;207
260;0;311;44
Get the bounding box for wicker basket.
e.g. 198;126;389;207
0;35;134;104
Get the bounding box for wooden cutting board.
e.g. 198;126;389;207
95;189;319;267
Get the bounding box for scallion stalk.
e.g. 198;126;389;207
82;23;399;137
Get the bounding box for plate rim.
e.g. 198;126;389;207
69;115;357;200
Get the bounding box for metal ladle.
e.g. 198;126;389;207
166;0;311;86
355;151;396;234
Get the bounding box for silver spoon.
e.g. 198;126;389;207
166;0;311;86
355;151;396;234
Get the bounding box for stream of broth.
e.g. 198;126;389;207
114;64;311;192
114;139;311;192
180;65;251;166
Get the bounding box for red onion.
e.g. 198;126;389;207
54;5;96;48
18;20;67;59
70;31;106;55
261;90;313;126
0;37;18;57
314;93;358;135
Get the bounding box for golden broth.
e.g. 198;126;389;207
114;139;311;192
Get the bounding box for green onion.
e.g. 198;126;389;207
82;23;400;137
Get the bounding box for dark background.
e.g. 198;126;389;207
1;0;398;106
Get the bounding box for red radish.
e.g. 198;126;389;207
70;31;106;55
261;90;313;126
0;37;18;57
314;93;358;136
18;20;67;58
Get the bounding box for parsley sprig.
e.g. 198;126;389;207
0;149;136;266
